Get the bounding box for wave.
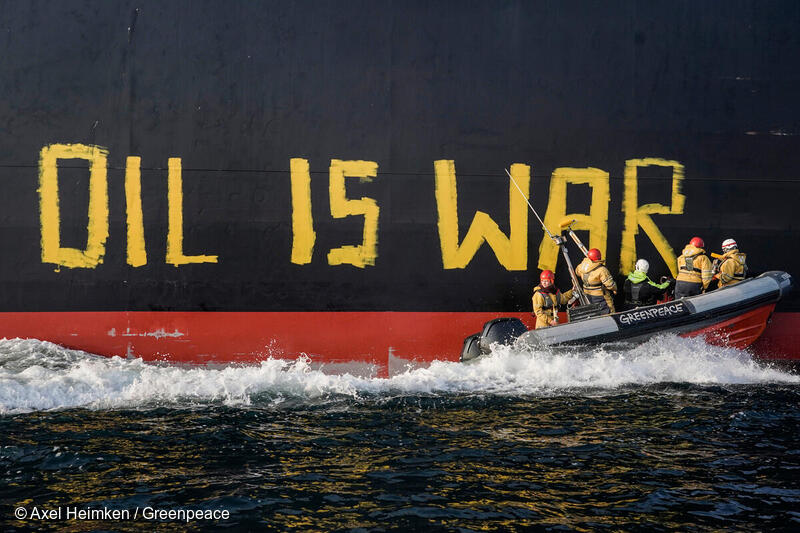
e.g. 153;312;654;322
1;335;797;414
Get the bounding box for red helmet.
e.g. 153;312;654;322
587;248;602;261
540;269;555;282
690;236;704;248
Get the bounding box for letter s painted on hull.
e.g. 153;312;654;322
327;159;380;268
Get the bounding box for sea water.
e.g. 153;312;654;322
2;336;799;531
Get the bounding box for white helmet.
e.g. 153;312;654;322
635;258;649;274
722;238;738;253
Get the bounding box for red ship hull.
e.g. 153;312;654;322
0;311;534;370
2;309;796;373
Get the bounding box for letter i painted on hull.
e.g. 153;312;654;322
290;158;316;265
327;159;380;268
125;156;147;266
435;161;530;270
166;158;218;266
538;167;609;271
620;158;684;276
38;143;109;269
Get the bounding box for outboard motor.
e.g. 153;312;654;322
478;318;528;355
460;333;482;362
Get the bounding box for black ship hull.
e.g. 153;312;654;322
0;1;798;367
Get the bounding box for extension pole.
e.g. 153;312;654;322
503;168;589;306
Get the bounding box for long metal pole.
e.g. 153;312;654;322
561;246;590;306
503;168;589;306
567;229;590;258
504;168;554;240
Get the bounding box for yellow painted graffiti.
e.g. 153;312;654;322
166;157;218;266
37;144;686;275
537;167;609;271
38;143;109;269
327;159;380;268
620;158;685;276
125;156;147;267
290;158;316;265
434;161;530;270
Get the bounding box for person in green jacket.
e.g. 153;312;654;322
623;259;672;310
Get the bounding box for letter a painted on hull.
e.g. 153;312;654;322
537;167;609;272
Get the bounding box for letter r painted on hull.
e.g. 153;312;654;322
435;161;529;270
537;167;609;272
620;158;685;277
38;143;109;269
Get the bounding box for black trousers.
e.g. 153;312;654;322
674;280;702;299
587;294;611;314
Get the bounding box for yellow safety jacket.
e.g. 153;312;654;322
676;244;713;288
532;286;574;329
718;250;747;287
576;257;617;313
576;258;617;297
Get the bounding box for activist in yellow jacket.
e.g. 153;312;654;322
532;269;574;328
532;285;574;329
675;237;713;298
718;239;747;288
576;249;617;314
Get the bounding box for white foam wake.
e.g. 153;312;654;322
0;335;797;414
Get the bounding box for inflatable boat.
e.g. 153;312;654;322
461;271;793;362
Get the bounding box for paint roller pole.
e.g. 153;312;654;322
559;218;589;258
504;168;554;240
559;241;590;306
504;169;590;306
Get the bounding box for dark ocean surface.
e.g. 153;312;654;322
2;336;799;531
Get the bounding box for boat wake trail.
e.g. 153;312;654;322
0;336;796;413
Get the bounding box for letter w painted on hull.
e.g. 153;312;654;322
434;160;529;270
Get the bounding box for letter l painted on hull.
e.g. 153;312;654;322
166;157;218;266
